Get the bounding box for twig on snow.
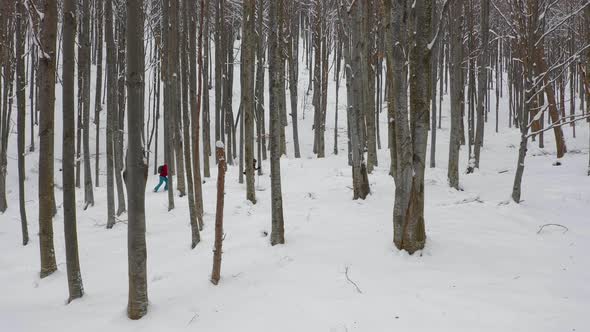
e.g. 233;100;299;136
187;312;199;325
344;266;363;294
537;224;569;234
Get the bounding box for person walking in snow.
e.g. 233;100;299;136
154;164;168;192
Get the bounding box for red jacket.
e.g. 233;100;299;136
160;164;168;177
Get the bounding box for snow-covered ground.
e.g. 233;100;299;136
1;52;589;331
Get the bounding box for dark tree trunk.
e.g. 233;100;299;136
16;0;28;245
38;0;58;277
63;0;85;301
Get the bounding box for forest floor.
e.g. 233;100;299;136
1;63;590;331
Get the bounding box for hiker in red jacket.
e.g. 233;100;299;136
154;164;168;192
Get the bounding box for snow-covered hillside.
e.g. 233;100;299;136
1;50;590;332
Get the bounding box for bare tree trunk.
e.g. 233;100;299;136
80;0;95;207
38;0;58;277
210;144;226;285
536;48;567;159
473;0;489;169
0;1;14;214
63;0;84;301
269;0;285;245
164;0;176;211
115;4;127;215
243;0;256;203
202;1;211;178
16;0;28;245
95;0;103;187
288;1;301;159
29;42;36;152
448;2;463;190
345;1;371;200
191;0;204;239
255;0;267;164
126;0;148;319
105;0;117;228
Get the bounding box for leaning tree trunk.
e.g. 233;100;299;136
16;0;28;245
62;0;84;301
126;0;148;320
38;0;58;277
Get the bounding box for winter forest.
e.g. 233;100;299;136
0;0;589;330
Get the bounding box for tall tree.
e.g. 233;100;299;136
448;1;463;190
81;0;95;207
105;0;117;228
38;0;58;276
115;2;127;215
94;0;104;187
242;0;256;203
16;0;29;245
269;0;285;245
473;0;489;170
126;0;148;319
63;0;84;301
185;0;201;247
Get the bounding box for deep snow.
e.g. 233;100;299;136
1;49;589;332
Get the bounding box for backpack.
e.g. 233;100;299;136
157;165;163;174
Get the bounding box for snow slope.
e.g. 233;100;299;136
1;52;589;332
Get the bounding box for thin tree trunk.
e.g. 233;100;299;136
243;0;256;203
448;3;463;189
210;144;226;285
473;0;489;169
94;0;103;187
16;0;29;245
105;0;117;228
115;5;127;215
269;0;285;245
81;0;95;207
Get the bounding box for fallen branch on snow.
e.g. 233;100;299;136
344;266;362;294
537;223;569;234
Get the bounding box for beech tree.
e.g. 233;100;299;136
63;0;84;301
126;0;148;319
37;0;58;277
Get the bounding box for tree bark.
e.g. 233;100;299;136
105;0;117;228
63;0;85;301
243;0;256;203
210;144;226;285
473;0;489;169
186;0;202;243
38;0;58;277
94;0;103;187
126;0;148;319
448;2;463;190
16;0;28;245
269;0;285;245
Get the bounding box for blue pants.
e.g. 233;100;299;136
154;176;168;192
